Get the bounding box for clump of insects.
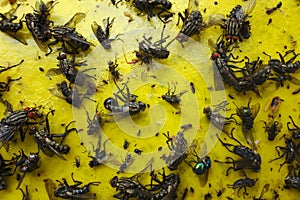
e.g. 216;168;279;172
46;12;92;55
233;99;260;150
215;128;261;175
91;17;122;50
0;4;27;45
161;124;193;170
29;110;77;160
104;80;146;120
44;173;100;199
284;165;300;190
161;82;187;109
203;100;238;134
209;0;257;43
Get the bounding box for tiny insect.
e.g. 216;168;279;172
108;59;122;82
264;96;284;114
84;103;103;135
74;156;80;168
54;173;100;199
134;148;142;155
0;4;27;45
266;2;282;15
88;138;112;168
262;119;282;141
91;17;122;50
119;153;135;173
227;176;257;198
123;140;129;149
287;116;300;140
284;166;300;190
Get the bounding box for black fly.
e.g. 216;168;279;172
84;103;103;135
215;128;261;175
161;82;187;108
261;118;282;141
108;59;122;82
91;17;122;50
54;173;100;199
47;13;92;55
0;4;27;45
227;176;257;198
88;138;112;168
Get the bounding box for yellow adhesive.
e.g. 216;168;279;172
0;0;299;199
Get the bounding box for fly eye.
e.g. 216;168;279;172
212;52;220;58
24;107;31;111
233;36;238;42
27;112;36;119
225;35;231;40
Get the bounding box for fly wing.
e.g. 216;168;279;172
0;124;18;149
3;31;27;45
242;126;257;151
46;68;62;77
208;39;217;51
64;12;86;28
207;14;225;26
243;0;257;15
44;178;59;200
251;103;260;120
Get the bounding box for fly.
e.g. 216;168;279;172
88;138;112;168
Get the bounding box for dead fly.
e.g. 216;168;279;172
104;80;146;119
185;141;211;186
233;99;260;150
0;154;15;190
47;12;92;55
119;153;135;173
126;25;173;67
253;183;269;200
264;96;283;115
108;59;122;82
263;50;300;87
215;128;261;175
53;173;100;199
132;0;174;23
227;176;257;198
19;185;30;200
92;17;122;50
50;80;95;108
209;0;257;43
261;119;282;141
33;0;57;25
161;82;187;108
88;138;113;168
161;124;193;170
0;100;43;149
284;166;300;190
176;0;207;45
0;4;27;45
203;100;238;134
46;52;95;86
269;136;300;172
84;104;103;135
29;111;77;160
287;116;300;140
13;149;40;189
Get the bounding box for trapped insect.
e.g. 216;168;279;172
262;119;282;141
88;138;112;168
119;153;135;173
84;104;103;135
92;17;122;50
54;173;100;199
47;12;92;55
161;82;187;108
29;111;77;160
216;128;261;175
108;59;122;82
284;166;300;190
0;4;27;45
227;176;257;198
161;124;193;170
